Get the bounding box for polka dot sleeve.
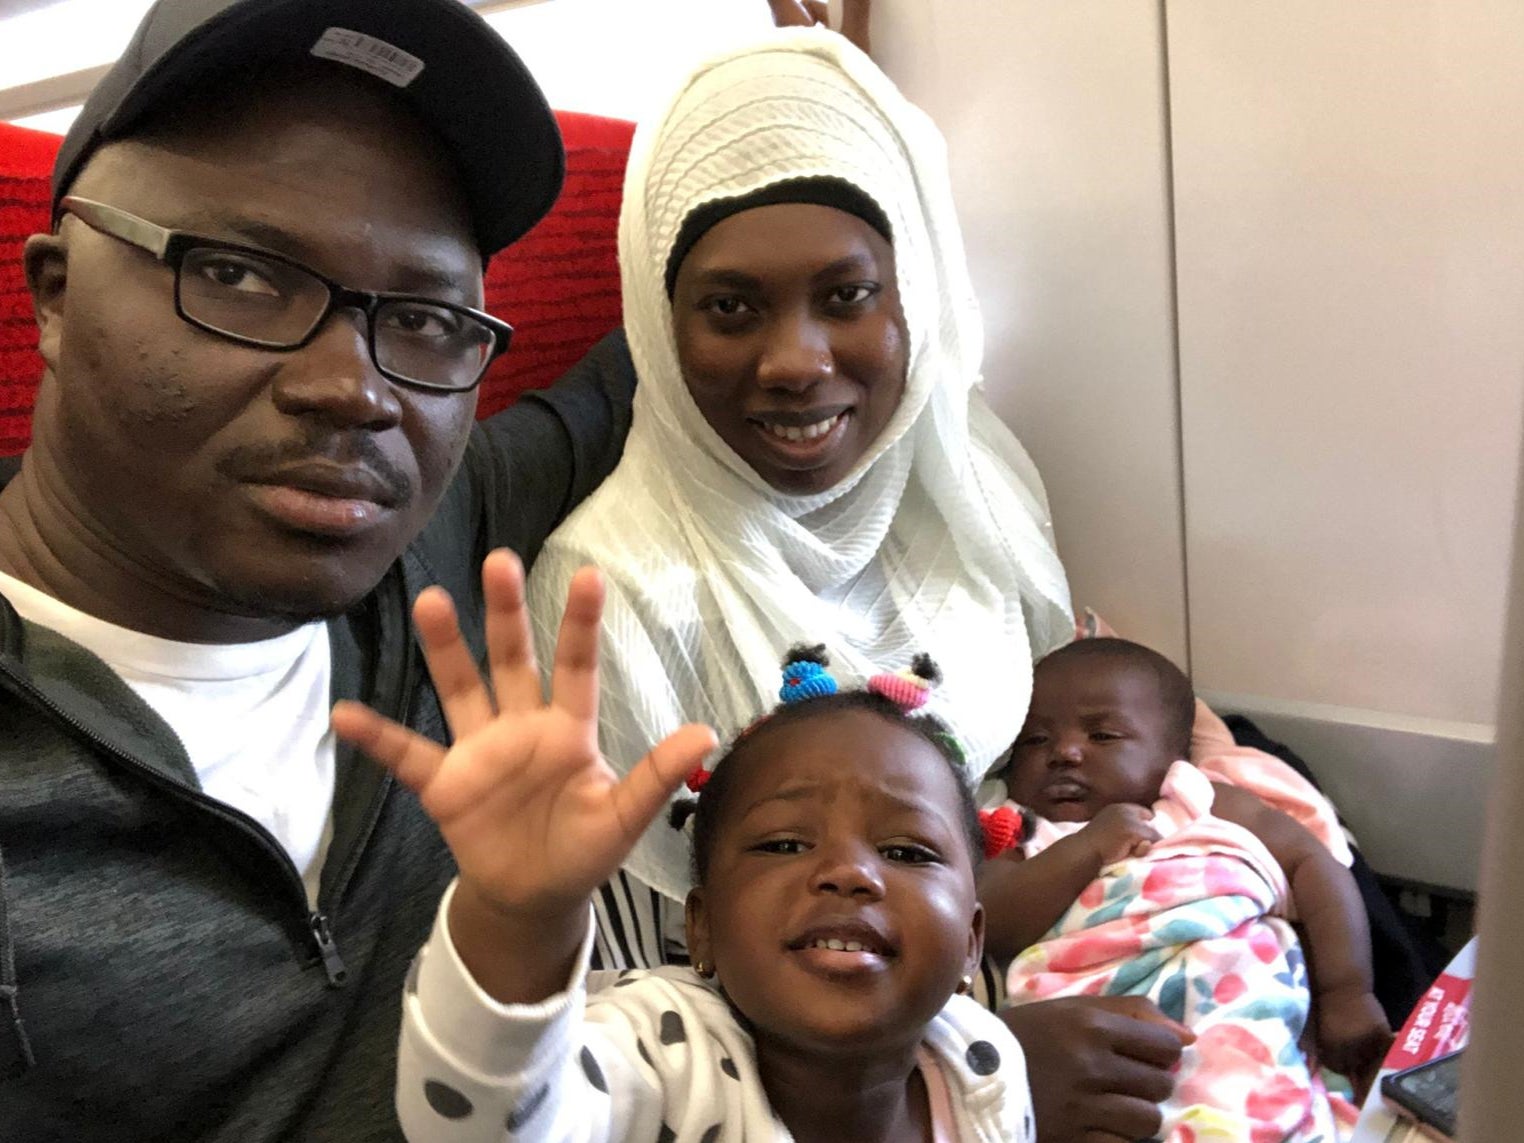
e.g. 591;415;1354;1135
396;881;1033;1141
395;881;662;1142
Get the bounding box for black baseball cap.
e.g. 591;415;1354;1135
51;0;565;255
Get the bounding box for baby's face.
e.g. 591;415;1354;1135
1006;656;1179;822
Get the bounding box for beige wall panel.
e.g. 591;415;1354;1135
872;1;1189;665
1169;0;1524;726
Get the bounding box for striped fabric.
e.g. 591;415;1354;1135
591;870;681;971
0;110;631;455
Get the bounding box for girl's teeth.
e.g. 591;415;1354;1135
811;938;866;952
766;414;841;442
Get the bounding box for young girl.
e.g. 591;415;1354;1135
979;637;1391;1142
333;552;1034;1143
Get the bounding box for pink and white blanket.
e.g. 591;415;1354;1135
1005;739;1359;1142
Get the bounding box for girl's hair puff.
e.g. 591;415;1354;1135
678;689;985;886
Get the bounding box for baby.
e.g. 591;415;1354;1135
334;553;1034;1143
979;637;1392;1142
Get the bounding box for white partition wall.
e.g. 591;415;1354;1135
871;0;1524;892
1166;0;1524;890
1167;1;1524;732
874;0;1190;668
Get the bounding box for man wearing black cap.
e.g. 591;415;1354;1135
0;1;636;1139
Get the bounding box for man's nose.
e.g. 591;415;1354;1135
755;310;834;393
271;308;404;430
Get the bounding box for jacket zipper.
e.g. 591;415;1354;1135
309;913;348;986
2;661;352;987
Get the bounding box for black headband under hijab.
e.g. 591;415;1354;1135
663;176;894;298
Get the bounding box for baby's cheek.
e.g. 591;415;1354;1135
1003;756;1040;801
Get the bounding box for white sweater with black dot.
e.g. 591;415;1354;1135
397;884;1034;1142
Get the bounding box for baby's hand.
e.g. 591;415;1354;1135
1081;804;1159;865
1314;985;1393;1103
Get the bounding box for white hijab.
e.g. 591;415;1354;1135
528;27;1072;903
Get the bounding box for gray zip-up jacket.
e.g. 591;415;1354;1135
0;332;635;1143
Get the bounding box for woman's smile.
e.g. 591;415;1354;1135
751;408;852;460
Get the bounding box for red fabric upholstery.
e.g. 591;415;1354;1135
0;110;632;454
0;123;55;456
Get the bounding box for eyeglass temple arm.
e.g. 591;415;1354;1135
58;197;173;260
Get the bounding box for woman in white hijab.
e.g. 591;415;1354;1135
528;25;1072;946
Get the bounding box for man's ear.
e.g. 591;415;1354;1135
684;887;713;975
23;232;68;373
965;901;986;982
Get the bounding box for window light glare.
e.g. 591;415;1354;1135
0;0;154;90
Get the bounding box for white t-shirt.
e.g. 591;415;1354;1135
0;570;335;905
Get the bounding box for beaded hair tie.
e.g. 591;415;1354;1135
779;643;838;703
869;658;1021;857
977;805;1024;860
679;645;836;803
866;652;940;711
672;645;1020;860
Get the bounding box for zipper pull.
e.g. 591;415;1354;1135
309;912;348;988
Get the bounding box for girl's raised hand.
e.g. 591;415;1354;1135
332;551;716;923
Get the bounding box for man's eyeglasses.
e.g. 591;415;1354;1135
58;197;513;393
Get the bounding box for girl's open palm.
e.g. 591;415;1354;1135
331;550;716;918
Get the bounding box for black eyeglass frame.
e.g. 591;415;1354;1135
57;195;514;393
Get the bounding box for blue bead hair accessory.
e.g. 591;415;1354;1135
779;644;838;704
670;644;971;836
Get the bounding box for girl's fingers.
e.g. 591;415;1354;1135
609;723;718;841
332;700;448;796
549;567;605;724
413;586;496;738
481;549;543;714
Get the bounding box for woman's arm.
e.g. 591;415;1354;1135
978;804;1158;964
1209;782;1392;1097
1001;996;1192;1143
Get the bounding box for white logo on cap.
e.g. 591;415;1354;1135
310;27;425;88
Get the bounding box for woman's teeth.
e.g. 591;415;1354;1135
811;937;867;952
765;414;842;443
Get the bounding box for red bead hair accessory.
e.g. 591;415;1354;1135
684;765;711;794
978;805;1024;860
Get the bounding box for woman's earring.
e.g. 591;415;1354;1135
956;974;974;996
694;960;715;979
